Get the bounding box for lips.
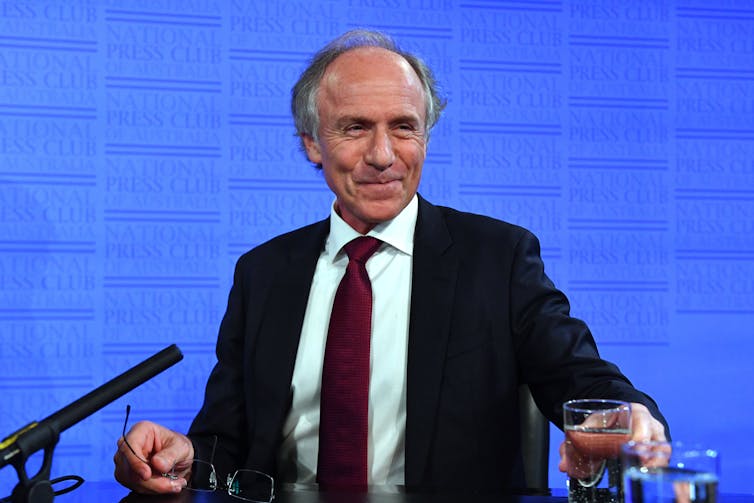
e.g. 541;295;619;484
360;179;400;185
359;180;400;190
357;173;403;184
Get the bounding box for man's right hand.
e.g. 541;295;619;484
113;420;195;494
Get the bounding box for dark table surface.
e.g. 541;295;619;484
33;482;567;503
28;481;751;503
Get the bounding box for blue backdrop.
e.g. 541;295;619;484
1;0;753;496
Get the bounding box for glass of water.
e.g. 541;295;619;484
621;441;719;503
563;399;632;503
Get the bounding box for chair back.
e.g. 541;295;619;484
518;384;550;493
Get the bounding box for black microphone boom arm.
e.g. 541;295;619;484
0;344;184;503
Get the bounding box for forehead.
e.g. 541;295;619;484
323;46;418;81
317;47;426;116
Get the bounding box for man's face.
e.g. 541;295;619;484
303;47;428;234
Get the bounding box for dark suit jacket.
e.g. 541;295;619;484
187;196;667;491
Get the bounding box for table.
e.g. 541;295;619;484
42;482;568;503
9;481;754;503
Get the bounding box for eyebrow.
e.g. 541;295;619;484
334;115;372;128
334;113;422;128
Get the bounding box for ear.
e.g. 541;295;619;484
302;134;322;164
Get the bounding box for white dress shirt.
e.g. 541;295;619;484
276;195;417;485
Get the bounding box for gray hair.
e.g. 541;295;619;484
291;29;446;162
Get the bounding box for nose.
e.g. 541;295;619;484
364;129;395;170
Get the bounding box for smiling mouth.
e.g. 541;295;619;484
357;179;402;197
361;175;402;184
363;179;397;184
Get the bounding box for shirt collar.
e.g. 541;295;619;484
325;194;418;262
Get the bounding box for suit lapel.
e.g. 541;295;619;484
405;197;459;485
251;220;329;463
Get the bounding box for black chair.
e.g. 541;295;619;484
518;384;550;494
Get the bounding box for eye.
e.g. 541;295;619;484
394;123;419;137
344;123;366;134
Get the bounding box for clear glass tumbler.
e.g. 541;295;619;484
621;441;719;503
563;399;632;503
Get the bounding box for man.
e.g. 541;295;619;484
114;30;667;494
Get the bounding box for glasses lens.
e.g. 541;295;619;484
228;469;274;502
182;459;217;492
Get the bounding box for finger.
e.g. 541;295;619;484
150;435;195;475
629;403;651;442
117;472;185;494
136;475;186;494
674;481;692;503
116;434;152;481
650;418;667;442
630;418;651;442
644;442;672;468
562;439;605;479
113;450;146;491
558;441;567;472
113;451;185;495
115;420;195;494
629;403;667;443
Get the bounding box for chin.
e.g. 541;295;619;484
363;206;404;224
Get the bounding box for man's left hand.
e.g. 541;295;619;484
626;402;666;443
558;402;667;473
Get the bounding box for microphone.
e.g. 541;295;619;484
0;344;183;501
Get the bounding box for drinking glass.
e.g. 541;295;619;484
563;399;632;503
622;441;719;503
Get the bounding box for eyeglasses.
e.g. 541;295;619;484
122;405;275;502
169;459;274;502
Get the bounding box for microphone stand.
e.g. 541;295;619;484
0;344;183;503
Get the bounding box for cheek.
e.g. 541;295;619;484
322;166;356;199
328;146;363;173
397;143;425;166
406;151;425;178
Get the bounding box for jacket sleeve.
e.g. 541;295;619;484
509;229;669;435
187;255;252;479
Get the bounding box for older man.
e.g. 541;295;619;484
114;30;667;494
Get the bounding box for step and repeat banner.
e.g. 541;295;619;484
1;0;752;494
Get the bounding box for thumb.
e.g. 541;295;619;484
151;434;194;476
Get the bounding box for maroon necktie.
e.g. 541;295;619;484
317;236;382;489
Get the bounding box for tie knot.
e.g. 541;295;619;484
344;236;381;264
